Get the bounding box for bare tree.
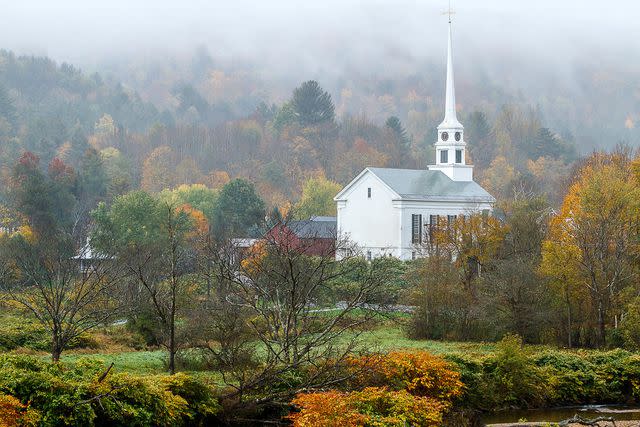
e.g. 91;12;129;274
195;223;391;416
1;236;126;362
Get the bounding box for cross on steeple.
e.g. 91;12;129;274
442;0;455;23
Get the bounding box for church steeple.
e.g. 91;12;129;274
428;18;474;182
440;21;462;129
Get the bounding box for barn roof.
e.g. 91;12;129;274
287;217;336;239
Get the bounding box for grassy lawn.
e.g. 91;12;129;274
357;326;497;355
50;324;496;377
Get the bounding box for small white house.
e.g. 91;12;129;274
334;20;495;261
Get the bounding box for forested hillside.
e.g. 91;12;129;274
0;49;583;213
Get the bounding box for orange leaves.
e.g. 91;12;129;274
289;351;462;426
288;390;367;427
177;203;209;237
289;387;446;427
241;240;267;276
348;351;463;403
0;394;39;427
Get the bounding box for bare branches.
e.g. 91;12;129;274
1;235;128;361
558;415;617;427
196;223;388;413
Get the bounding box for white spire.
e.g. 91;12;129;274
439;21;462;130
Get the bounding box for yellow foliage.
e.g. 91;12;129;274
0;394;39;427
348;351;463;403
208;170;230;189
241;240;267;275
289;387;446;427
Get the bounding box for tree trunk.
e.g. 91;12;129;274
169;278;177;375
565;286;572;348
52;326;61;362
598;301;606;348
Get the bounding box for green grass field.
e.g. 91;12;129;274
50;325;497;376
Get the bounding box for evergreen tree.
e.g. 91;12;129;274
0;83;16;128
385;116;410;165
290;80;335;126
465;111;492;169
78;148;108;205
213;179;266;238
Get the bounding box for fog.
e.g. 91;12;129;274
2;0;640;151
4;0;639;75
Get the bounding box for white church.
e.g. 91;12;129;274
334;21;495;261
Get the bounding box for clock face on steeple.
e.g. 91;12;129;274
455;132;461;141
441;132;449;141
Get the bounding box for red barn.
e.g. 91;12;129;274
266;216;336;257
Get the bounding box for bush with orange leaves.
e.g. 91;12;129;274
288;387;447;427
0;394;39;427
288;351;463;427
348;351;463;402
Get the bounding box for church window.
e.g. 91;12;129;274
440;150;448;163
447;215;457;225
411;214;422;244
366;251;372;261
455;149;462;163
412;251;416;260
367;187;371;198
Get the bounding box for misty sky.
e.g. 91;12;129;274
3;0;639;72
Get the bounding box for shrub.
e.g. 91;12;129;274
0;355;220;426
289;387;446;427
349;351;463;402
0;393;40;427
0;315;49;351
288;351;462;426
489;334;547;408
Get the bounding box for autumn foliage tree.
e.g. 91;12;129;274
294;176;341;219
288;351;463;427
541;152;640;347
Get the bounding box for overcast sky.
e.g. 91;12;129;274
3;0;639;71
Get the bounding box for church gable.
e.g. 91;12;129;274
334;168;400;202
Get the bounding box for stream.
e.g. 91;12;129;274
482;405;640;425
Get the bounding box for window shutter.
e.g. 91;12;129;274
412;214;422;244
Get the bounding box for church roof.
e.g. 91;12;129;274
367;167;495;202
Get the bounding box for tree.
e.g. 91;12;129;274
479;196;552;343
465;111;492;169
172;84;209;116
290;81;335;127
212;179;265;238
141;146;175;193
100;147;132;198
159;184;219;223
92;191;199;373
196;225;392;417
294;176;341;219
78;148;107;207
385;116;410;166
0;83;16;135
431;213;507;291
0;233;125;362
408;213;507;341
541;155;640;347
10;152;76;238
